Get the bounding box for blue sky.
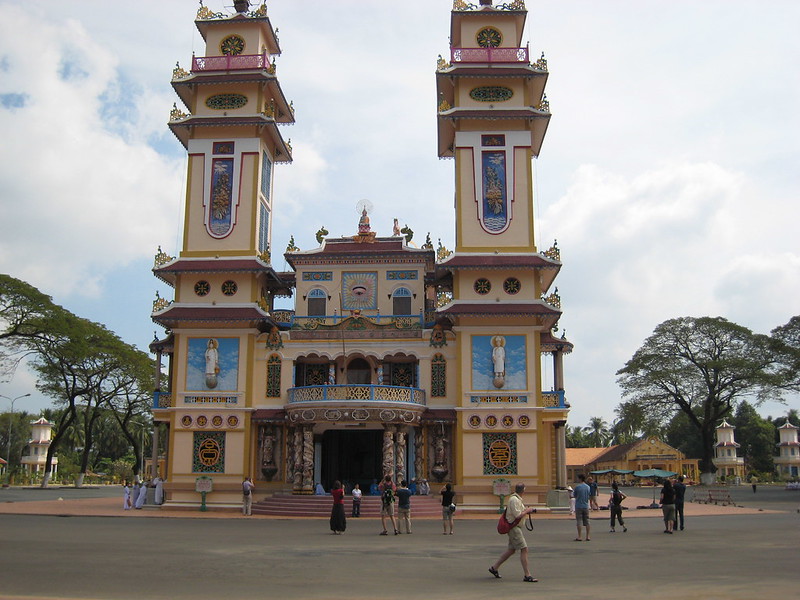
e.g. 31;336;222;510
1;0;798;427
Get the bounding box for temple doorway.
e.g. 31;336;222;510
321;429;382;493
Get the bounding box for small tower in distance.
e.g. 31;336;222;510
713;419;744;482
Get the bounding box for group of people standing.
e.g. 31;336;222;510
659;474;687;533
123;476;164;510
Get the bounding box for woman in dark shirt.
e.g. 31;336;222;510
440;483;456;535
660;479;675;534
329;480;347;534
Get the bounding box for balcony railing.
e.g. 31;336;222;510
451;46;529;64
288;384;426;406
152;391;172;409
541;390;566;409
192;52;270;72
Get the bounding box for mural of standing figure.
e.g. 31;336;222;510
491;335;506;388
205;338;220;388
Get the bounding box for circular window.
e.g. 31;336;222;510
474;278;491;295
194;280;210;296
206;94;248;110
220;35;245;56
503;277;521;295
477;27;502;48
222;280;238;296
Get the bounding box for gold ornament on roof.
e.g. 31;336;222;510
286;138;293;153
535;52;548;71
436;55;450;71
267;59;277;75
258;249;271;263
172;62;190;80
542;287;561;309
453;0;470;10
286;235;299;253
262;99;275;118
421;233;434;250
536;93;550;112
436;239;452;262
289;100;295;115
542;239;560;261
154;245;174;267
196;1;224;20
438;99;451;112
252;3;267;17
152;291;171;313
170;103;188;121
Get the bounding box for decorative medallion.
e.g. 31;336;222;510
503;277;521;295
469;86;513;102
193;431;225;473
221;280;238;296
468;414;482;428
227;415;239;427
518;414;531;428
342;272;378;310
196;415;208;427
401;411;415;423
181;415;193;427
220;35;245;56
211;415;223;428
485;414;498;428
301;409;316;421
352;408;370;421
194;280;210;296
483;432;517;475
206;94;248;110
501;414;514;428
474;278;491;295
379;409;397;422
476;27;502;48
325;409;342;421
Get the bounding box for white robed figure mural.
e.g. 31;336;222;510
492;335;506;388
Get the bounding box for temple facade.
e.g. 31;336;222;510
150;0;571;511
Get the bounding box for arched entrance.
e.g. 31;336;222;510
320;428;382;492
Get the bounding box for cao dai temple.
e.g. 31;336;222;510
149;0;572;511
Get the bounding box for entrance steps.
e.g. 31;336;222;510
252;493;445;518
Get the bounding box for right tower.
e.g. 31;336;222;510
436;0;571;506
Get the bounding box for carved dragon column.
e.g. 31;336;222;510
395;429;406;484
292;427;304;493
259;424;278;481
414;427;425;485
301;426;314;493
382;425;396;479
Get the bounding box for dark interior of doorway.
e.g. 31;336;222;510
321;429;382;494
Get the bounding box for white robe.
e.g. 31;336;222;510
135;483;147;508
153;477;164;505
123;486;132;510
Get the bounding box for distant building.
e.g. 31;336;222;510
712;419;744;481
775;421;800;479
20;417;58;475
566;437;699;483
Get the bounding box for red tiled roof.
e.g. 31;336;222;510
437;253;559;270
152;305;274;331
438;302;560;318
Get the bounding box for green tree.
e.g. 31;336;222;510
664;410;705;460
617;316;782;481
733;401;776;475
612;400;664;444
583;416;610;447
566;425;590;448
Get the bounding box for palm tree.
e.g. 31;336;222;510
584;417;610;447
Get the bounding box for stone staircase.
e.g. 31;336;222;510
252;493;445;517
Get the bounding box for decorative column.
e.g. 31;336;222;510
395;430;406;483
328;362;336;385
292;427;303;493
150;425;160;479
414;428;425;484
555;420;567;488
301;426;314;493
382;426;395;478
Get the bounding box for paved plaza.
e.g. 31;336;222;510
0;485;797;600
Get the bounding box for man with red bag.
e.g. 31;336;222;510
488;482;538;583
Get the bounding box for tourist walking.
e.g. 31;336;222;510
242;476;255;516
609;482;627;532
588;476;599;510
750;475;758;493
329;480;347;534
573;474;591;541
378;475;398;535
488;482;538;583
441;483;456;535
673;475;686;531
351;482;362;517
660;478;675;533
396;480;412;533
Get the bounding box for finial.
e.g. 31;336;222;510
233;0;250;13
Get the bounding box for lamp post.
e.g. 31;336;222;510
2;393;31;470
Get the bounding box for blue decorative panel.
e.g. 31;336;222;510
209;158;234;236
186;337;239;392
302;271;333;281
471;335;526;391
481;151;508;232
483;432;517;475
387;270;418;280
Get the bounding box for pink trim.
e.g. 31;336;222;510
450;46;529;64
192;52;269;72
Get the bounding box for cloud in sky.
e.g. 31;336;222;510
1;0;797;424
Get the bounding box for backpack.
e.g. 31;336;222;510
382;487;394;506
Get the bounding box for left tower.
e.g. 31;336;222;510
150;1;293;506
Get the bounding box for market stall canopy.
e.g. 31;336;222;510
633;469;676;478
590;469;634;475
